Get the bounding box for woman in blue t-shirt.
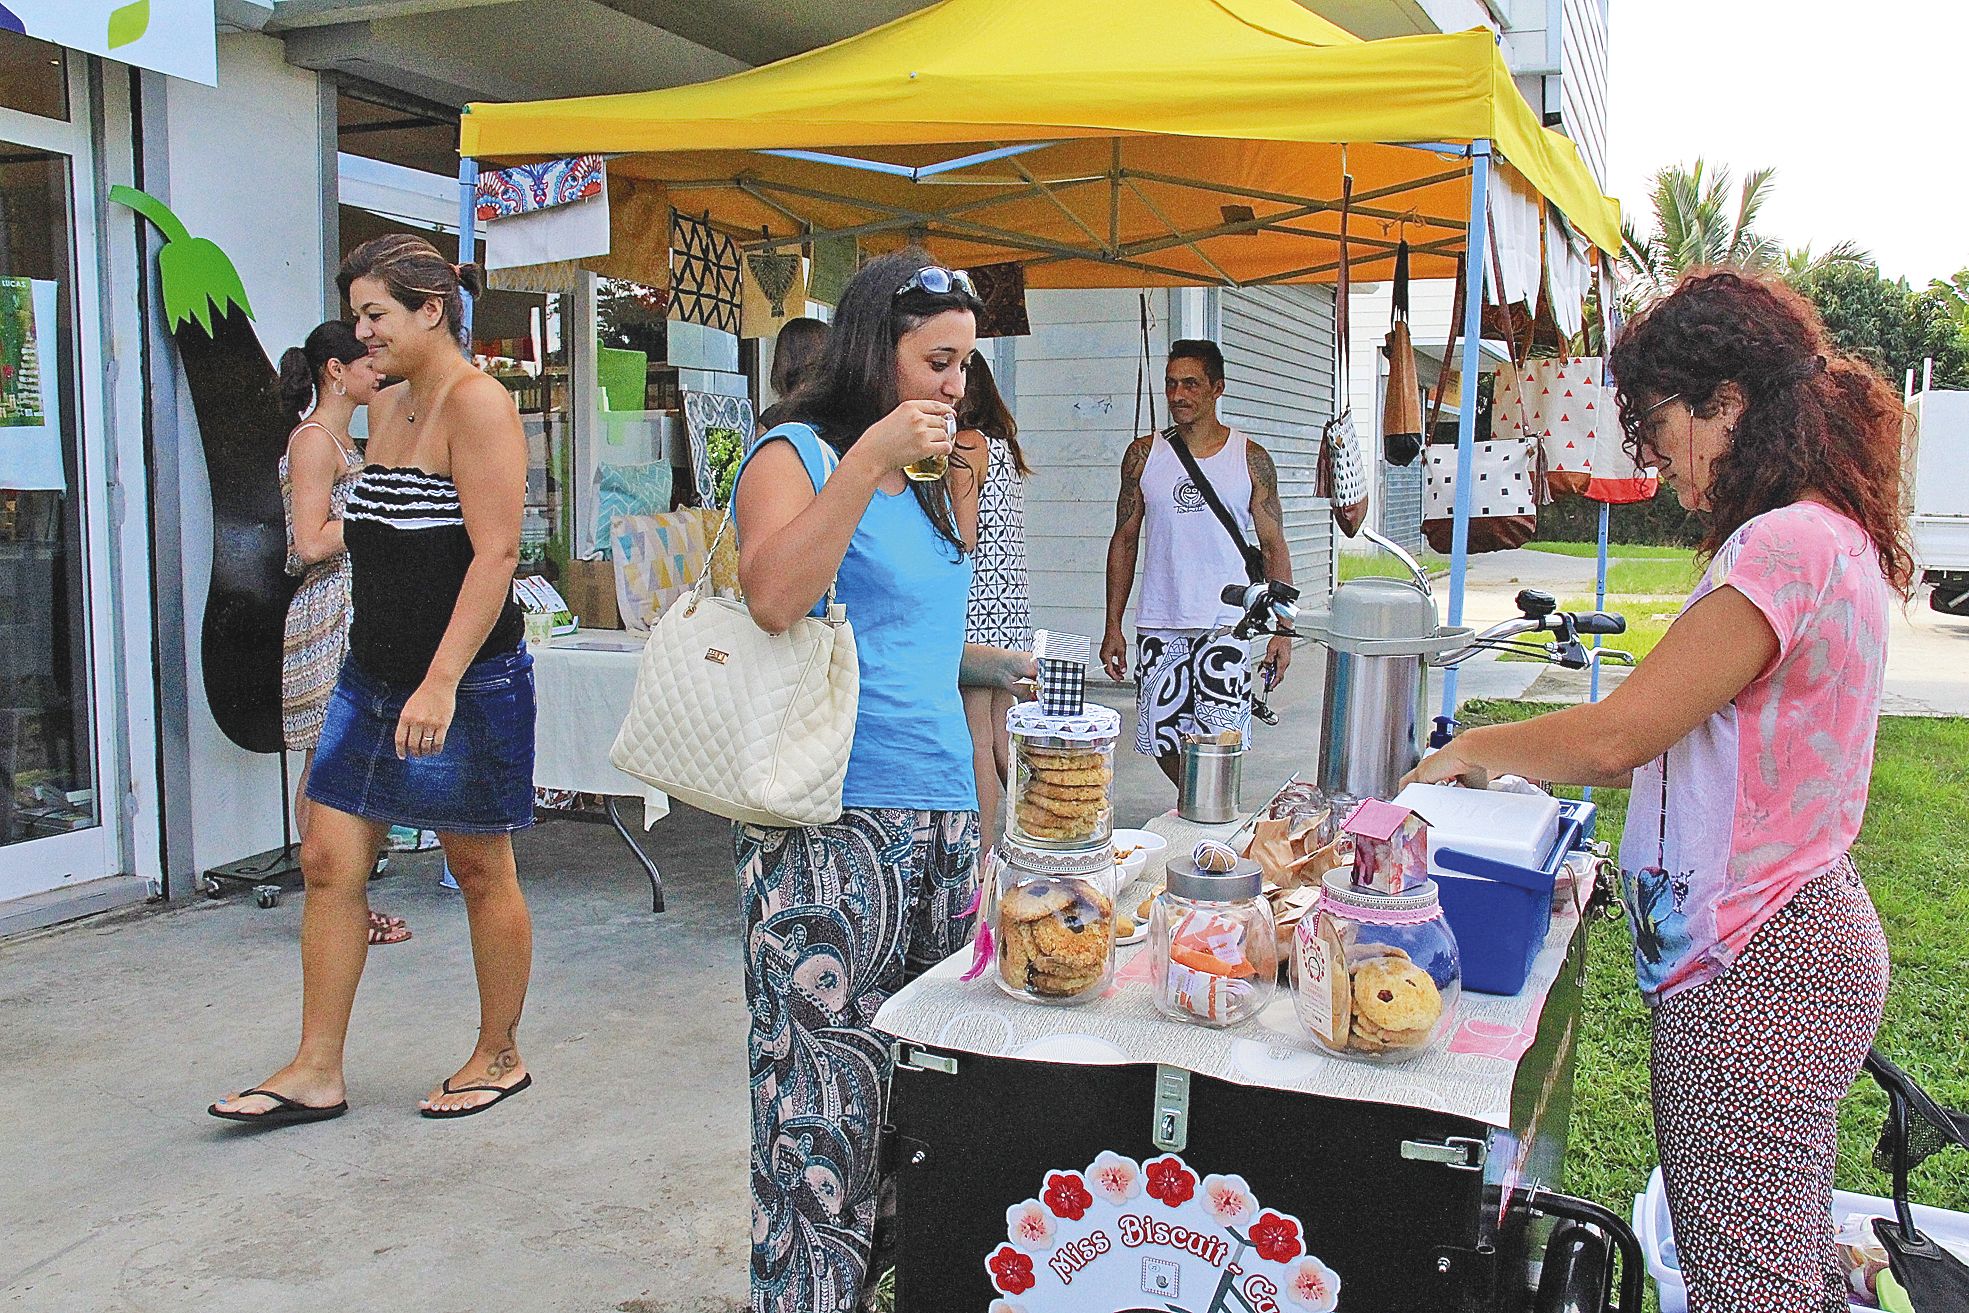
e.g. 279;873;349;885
731;247;1034;1313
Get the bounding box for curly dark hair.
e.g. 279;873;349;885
1610;268;1913;594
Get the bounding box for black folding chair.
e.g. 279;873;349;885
1864;1048;1969;1311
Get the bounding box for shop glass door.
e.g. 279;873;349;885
0;37;114;899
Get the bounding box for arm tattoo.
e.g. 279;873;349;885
1247;443;1293;583
1115;435;1152;532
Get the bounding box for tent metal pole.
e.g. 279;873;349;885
457;156;480;338
1439;140;1492;725
1582;498;1611;801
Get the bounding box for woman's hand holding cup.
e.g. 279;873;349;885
860;399;957;481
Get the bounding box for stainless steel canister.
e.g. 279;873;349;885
1178;738;1243;824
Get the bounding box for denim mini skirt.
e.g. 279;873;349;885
306;646;536;834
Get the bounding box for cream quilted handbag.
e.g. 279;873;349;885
609;442;857;828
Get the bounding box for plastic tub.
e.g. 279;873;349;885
1432;799;1592;995
1632;1165;1969;1313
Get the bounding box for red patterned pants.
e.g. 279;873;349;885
1650;857;1889;1313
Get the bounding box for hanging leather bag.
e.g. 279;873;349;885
1382;238;1425;467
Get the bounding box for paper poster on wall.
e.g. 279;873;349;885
3;1;219;86
0;278;66;491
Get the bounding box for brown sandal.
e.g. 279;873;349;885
368;910;412;945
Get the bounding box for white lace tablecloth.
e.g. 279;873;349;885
529;630;669;822
875;808;1585;1127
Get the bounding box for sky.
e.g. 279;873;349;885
1605;0;1969;286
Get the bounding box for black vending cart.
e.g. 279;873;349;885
875;826;1643;1313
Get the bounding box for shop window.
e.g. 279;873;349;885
0;31;67;122
0;146;94;845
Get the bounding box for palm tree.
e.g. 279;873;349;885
1781;240;1874;282
1620;160;1783;302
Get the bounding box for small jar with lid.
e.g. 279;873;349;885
1005;702;1119;850
990;839;1117;1005
1291;870;1460;1062
1149;850;1278;1028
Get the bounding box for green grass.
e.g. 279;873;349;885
1460;701;1969;1225
1337;548;1448;582
1525;541;1696;560
1603;555;1700;596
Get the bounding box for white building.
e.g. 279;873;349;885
0;0;1608;931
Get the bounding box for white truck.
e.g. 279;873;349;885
1909;388;1969;616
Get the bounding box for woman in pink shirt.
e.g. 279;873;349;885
1407;269;1910;1313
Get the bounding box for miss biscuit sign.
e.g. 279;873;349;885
985;1151;1343;1312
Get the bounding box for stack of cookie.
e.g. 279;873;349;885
991;650;1124;1004
996;873;1116;1002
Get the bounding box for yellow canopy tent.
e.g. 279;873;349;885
459;0;1618;287
457;0;1623;713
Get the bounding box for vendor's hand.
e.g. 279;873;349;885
1262;635;1293;689
395;679;457;759
1101;628;1129;682
857;400;958;475
1401;741;1489;791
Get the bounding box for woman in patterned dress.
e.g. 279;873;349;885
954;351;1031;851
732;250;1034;1313
276;322;407;946
1406;271;1909;1313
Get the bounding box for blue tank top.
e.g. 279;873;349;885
736;423;978;813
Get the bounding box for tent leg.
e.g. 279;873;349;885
1583;499;1611;802
1439;142;1492;727
457;157;480;339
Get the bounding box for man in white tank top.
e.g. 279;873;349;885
1101;340;1295;787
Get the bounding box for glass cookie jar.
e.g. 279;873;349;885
990;839;1117;1005
1005;701;1119;850
1149;853;1278;1028
1291;871;1461;1063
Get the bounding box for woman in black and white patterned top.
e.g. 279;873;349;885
212;234;537;1129
955;351;1031;849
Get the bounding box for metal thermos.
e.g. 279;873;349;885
1178;738;1243;824
1301;569;1471;803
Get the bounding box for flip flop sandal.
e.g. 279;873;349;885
420;1072;533;1120
367;912;412;945
208;1087;349;1126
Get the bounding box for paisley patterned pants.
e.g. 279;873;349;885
734;809;980;1313
1650;857;1889;1313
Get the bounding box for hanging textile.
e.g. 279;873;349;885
1483;162;1543;315
1422;439;1538;555
668;211;743;335
478;155;610;274
581;176;670;288
968;261;1031;337
809;234;859;305
1544;208;1592;343
741;250;808;337
1382;238;1424;467
1587;282;1659;503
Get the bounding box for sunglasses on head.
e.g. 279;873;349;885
895;266;978;300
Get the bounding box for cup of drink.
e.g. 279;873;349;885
904;412;956;483
523;610;554;648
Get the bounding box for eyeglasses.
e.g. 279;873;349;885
1622;392;1683;449
895;266;978;300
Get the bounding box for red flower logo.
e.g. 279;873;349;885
988;1244;1036;1295
1248;1209;1304;1264
1043;1171;1094;1221
1145;1156;1198;1208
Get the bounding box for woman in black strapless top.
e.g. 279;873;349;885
211;234;537;1126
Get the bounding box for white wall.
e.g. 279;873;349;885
1011;289;1173;645
161;32;330;871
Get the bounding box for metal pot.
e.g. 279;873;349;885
1178;738;1243;824
1300;561;1471;802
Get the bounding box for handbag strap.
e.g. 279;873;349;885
1333;164;1353;411
693;425;841;611
1165;427;1265;583
1424;254;1465;446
